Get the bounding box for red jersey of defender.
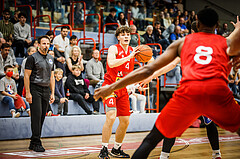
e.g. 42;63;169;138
180;32;231;84
104;44;135;84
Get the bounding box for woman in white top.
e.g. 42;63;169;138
163;13;172;29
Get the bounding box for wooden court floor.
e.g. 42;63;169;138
0;127;240;159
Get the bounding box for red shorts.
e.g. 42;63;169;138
155;79;240;138
102;82;130;117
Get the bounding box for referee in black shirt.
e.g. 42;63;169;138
24;35;55;152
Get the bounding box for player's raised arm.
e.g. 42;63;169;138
227;16;240;56
94;38;184;100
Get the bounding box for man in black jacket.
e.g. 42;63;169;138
105;8;118;33
65;65;99;114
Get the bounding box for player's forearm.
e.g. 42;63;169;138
227;27;240;56
152;57;180;79
110;65;154;91
108;55;132;68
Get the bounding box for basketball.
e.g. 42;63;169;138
135;45;153;63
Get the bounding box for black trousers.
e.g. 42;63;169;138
54;95;68;115
30;84;50;145
70;93;99;114
14;40;28;57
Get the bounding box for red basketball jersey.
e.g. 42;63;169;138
180;32;231;84
104;44;134;84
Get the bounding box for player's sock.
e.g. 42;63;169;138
160;152;170;159
102;143;108;149
212;149;221;159
114;141;122;150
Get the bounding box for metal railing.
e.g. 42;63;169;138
33;15;52;39
85;13;101;43
71;1;86;39
77;38;96;50
102;23;120;48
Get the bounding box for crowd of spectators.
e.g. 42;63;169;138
0;0;237;118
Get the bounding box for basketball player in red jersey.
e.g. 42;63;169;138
95;8;240;158
98;26;140;159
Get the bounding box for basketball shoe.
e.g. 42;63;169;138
110;146;130;158
99;146;110;159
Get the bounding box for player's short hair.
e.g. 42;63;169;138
197;8;218;27
54;68;63;74
115;26;131;38
38;35;50;44
4;65;13;72
72;64;82;71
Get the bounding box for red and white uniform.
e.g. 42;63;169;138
103;44;134;116
155;32;240;138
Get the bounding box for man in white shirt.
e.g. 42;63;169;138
53;26;70;75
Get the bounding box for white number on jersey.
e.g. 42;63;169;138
109;98;114;105
125;62;129;69
194;46;213;65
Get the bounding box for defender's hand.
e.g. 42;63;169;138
94;85;113;101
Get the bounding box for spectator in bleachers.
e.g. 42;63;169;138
166;63;181;85
0;43;14;78
218;23;231;37
168;8;175;18
158;11;166;30
86;49;104;87
117;12;129;27
86;1;100;32
0;9;14;39
54;68;68;115
46;31;54;51
0;32;3;39
163;13;172;29
178;17;189;36
126;83;146;113
162;24;175;40
65;65;100;115
32;39;39;49
228;67;239;99
115;1;124;18
10;10;20;24
129;24;145;47
105;8;118;33
169;26;183;43
13;12;32;57
20;46;36;77
176;10;182;20
74;3;84;28
142;25;160;57
53;26;69;74
0;65;30;118
153;21;170;50
5;36;18;68
145;0;155;18
66;46;84;77
65;35;78;60
131;1;142;30
176;0;183;13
